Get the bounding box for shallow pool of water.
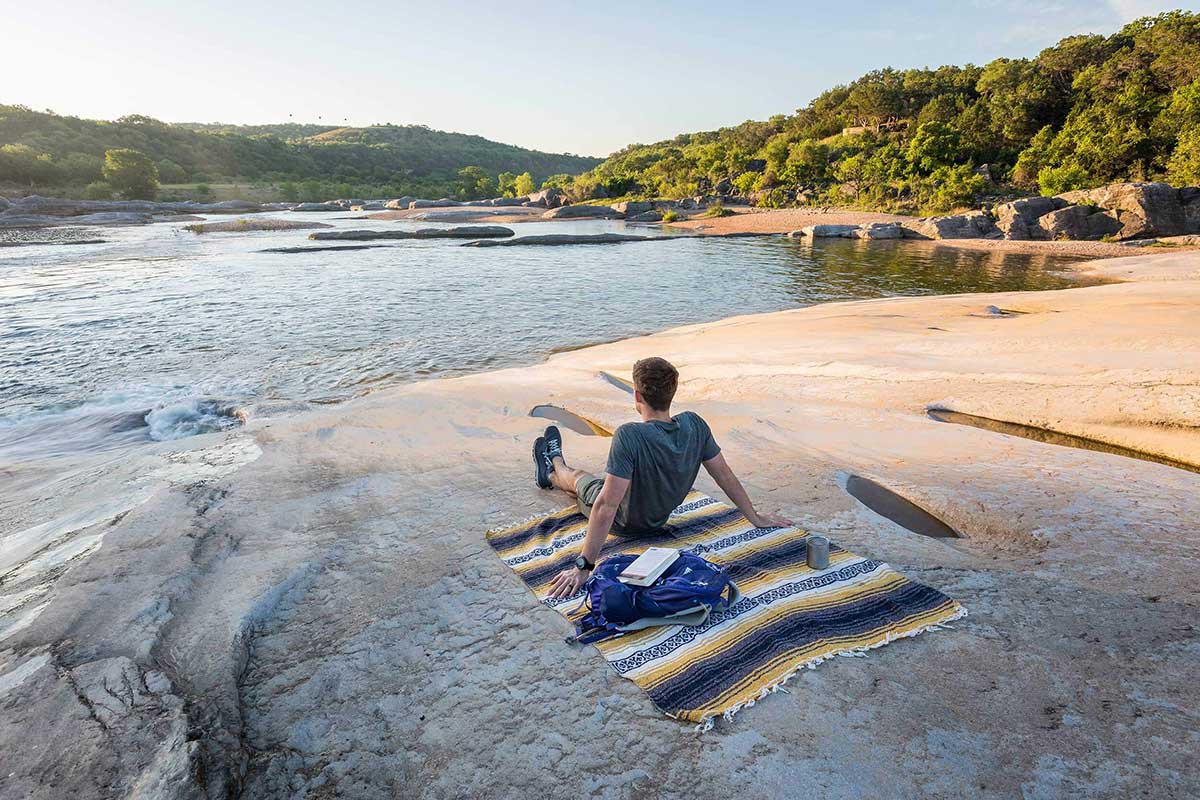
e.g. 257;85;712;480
0;212;1087;460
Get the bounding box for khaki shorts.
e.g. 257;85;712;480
574;473;606;518
575;472;637;536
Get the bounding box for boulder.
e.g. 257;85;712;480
1182;187;1200;233
902;210;1000;240
525;188;567;208
627;210;663;222
612;201;653;216
714;177;733;195
992;196;1068;240
677;198;698;210
489;197;529;207
850;222;905;240
292;202;342;212
541;205;623;220
9;195;157;216
801;224;860;238
1056;182;1185;239
408;199;462;209
385;196;416;210
1031;205;1122;241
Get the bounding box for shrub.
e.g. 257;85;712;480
194;183;212;200
82;181;114;200
755;187;789;208
704;204;734;217
919;165;987;213
661;209;681;223
1037;163;1089;196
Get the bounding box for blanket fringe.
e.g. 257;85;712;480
486;508;570;536
693;604;968;733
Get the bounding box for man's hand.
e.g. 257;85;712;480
548;567;590;599
751;511;793;528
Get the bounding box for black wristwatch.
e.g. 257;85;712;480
574;555;595;572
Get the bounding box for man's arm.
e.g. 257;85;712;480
547;474;630;599
702;452;792;528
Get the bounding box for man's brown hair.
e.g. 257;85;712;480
632;357;679;411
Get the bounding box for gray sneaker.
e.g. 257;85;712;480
533;436;553;489
543;425;563;463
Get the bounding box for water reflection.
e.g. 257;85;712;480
770;238;1087;305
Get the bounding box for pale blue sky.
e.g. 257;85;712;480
7;1;1195;156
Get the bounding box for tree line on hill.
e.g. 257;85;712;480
568;11;1200;213
5;12;1197;210
0;111;600;201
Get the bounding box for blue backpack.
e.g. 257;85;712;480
569;552;740;644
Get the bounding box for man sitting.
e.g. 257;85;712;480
532;356;791;598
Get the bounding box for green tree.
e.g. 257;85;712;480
59;152;104;184
1166;126;1200;184
781;140;831;185
156;159;187;184
540;173;574;190
496;171;518;197
906;122;963;174
0;144;57;184
102;148;159;199
514;172;536;196
455;165;496;199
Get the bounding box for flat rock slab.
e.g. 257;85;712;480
260;244;390;253
463;233;658;247
0;212;154;228
0;238;107;248
541;205;624;219
310;226;514;241
187;219;334;233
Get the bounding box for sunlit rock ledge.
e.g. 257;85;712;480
0;250;1197;798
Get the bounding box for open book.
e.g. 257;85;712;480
618;547;680;587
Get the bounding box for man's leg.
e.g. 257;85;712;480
549;455;590;496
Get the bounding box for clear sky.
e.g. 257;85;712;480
6;1;1196;157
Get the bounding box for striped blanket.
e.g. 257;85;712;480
487;492;966;728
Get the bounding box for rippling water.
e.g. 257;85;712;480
0;212;1087;461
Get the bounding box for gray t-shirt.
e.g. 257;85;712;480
605;411;721;534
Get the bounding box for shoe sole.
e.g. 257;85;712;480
533;436;552;489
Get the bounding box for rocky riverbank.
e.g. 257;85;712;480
1;247;1196;798
0;195;291;228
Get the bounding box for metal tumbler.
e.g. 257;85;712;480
806;535;830;570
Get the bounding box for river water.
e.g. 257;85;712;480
0;212;1087;462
